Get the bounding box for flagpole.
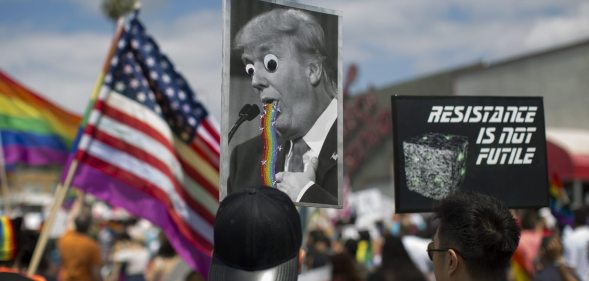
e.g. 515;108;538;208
26;17;126;276
0;131;11;214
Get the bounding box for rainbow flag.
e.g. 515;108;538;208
549;176;574;226
0;70;81;167
0;216;17;261
510;253;531;281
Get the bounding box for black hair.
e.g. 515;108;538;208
75;214;92;234
331;252;363;281
15;230;48;271
433;191;520;279
343;239;358;259
373;235;427;281
157;234;177;258
358;230;371;242
573;207;588;227
519;209;539;230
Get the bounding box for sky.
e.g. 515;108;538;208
1;0;589;120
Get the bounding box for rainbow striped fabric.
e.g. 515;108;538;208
0;70;81;167
511;250;531;281
260;103;278;187
0;216;16;261
549;176;574;226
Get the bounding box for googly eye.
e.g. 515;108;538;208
245;64;255;76
263;54;278;72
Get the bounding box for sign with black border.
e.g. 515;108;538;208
221;0;343;208
391;95;548;213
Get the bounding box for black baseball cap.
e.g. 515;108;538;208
209;186;302;281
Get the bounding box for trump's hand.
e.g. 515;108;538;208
275;156;318;201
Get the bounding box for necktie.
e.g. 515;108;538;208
289;138;309;172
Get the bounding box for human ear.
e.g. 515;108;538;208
447;249;460;275
308;60;322;86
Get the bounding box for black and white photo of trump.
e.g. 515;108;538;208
222;0;341;207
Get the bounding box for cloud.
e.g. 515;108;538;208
1;31;111;115
294;0;589;89
523;2;589;51
1;8;224;119
3;0;589;116
60;0;102;15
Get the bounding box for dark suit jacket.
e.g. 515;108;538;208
228;121;338;205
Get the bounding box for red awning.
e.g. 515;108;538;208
546;128;589;182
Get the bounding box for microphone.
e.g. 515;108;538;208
228;104;260;144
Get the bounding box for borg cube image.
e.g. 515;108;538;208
403;132;468;200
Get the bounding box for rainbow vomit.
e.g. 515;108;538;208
260;102;280;187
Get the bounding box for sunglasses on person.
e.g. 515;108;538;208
427;241;462;261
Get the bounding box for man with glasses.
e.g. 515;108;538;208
427;191;520;281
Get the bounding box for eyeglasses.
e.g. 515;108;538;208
427;241;462;261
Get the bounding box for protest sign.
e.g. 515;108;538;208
221;0;343;208
391;96;548;212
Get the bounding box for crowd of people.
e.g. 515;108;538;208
208;185;589;281
295;205;588;281
0;188;588;281
0;204;206;281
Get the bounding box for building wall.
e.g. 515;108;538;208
455;41;589;130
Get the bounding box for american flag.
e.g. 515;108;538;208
67;12;219;275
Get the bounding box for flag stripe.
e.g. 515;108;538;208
84;125;216;223
1;130;68;150
88;114;180;179
174;140;219;193
78;136;214;243
2;145;68;166
102;90;173;141
197;133;220;156
81;156;214;253
193;134;220;167
0;72;81;141
175;156;219;201
0;114;72;142
182;173;219;216
202;118;220;144
198;120;220;154
191;138;219;170
72;162;211;272
0;71;81;122
93;94;219;197
93;104;172;151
